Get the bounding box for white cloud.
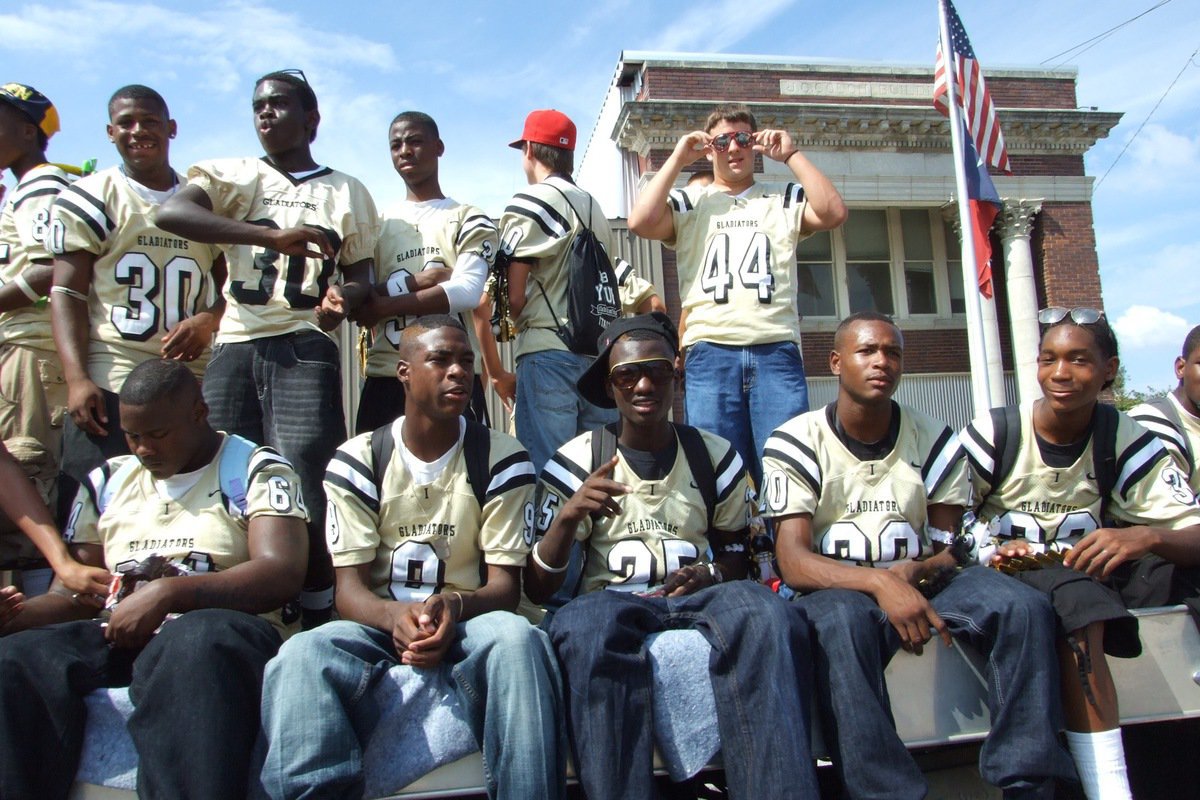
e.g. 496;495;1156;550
1112;305;1191;350
648;0;794;52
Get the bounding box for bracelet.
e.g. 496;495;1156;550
448;591;465;620
531;540;569;573
783;150;801;165
50;285;89;302
705;562;723;584
14;275;40;302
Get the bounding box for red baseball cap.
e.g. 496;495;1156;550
509;109;576;152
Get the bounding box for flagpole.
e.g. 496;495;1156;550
938;0;993;417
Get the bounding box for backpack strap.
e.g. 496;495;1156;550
547;181;587;232
984;406;1022;499
673;423;717;531
218;434;257;516
589;422;620;473
1092;403;1120;523
369;421;397;495
462;420;491;510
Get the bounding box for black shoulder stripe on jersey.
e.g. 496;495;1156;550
247;448;292;484
782;182;807;208
1116;431;1169;500
713;444;741;504
486;471;535;504
667;189;692;213
762;443;821;499
53;196;110;241
325;473;379;514
489;451;529;480
457;214;497;247
505;193;570;240
12;186;64;210
614;258;634;284
922;426;956;482
541;452;587;498
81;461;114;511
962;424;996;483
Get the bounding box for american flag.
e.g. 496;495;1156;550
934;0;1011;174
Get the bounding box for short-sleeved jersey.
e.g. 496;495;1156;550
537;427;750;595
666;181;809;349
961;403;1200;551
64;434;307;632
187;158;379;343
500;176;621;359
760;404;969;567
0;164;71;351
50;167;222;392
364;198;497;378
1131;393;1200;495
323;418;535;601
614;257;655;313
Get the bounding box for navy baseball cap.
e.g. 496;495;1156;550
0;83;59;139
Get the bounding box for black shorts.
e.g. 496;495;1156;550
1014;554;1200;659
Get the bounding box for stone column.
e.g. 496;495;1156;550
944;209;1006;409
998;200;1043;404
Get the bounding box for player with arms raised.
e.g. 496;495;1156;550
157;69;380;626
51;84;225;487
629;103;847;491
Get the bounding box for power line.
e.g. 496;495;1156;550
1041;0;1173;66
1095;45;1200;190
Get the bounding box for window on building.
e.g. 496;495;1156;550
796;230;836;318
791;206;965;322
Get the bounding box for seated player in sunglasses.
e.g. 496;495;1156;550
961;307;1200;800
762;311;1074;800
628;104;847;496
526;312;818;800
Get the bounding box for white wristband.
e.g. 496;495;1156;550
14;274;40;302
531;540;569;573
51;285;89;302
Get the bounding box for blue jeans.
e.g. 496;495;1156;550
259;612;566;800
685;340;809;491
796;567;1076;799
515;348;616;475
203;331;346;594
548;581;818;800
0;609;280;800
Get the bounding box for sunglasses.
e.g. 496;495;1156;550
1037;307;1104;326
710;131;754;152
608;358;676;390
276;68;309;85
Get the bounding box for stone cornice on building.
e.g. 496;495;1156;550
613;100;1121;157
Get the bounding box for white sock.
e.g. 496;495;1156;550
19;567;53;597
1066;729;1132;800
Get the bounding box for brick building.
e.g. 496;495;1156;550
578;52;1121;428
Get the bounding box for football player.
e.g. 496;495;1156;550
628;104;847;491
0;358;308;799
528;312;817;800
961;308;1200;800
259;315;564;800
351;111;498;432
762;311;1075;799
157;69;380;627
500;109;660;475
51;84;225;491
1130;323;1200;493
0;84;70;471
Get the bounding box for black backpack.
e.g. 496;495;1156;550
984;403;1119;522
531;183;620;356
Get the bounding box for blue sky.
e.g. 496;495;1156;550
3;0;1197;392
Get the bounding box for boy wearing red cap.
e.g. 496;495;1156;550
499;110;656;476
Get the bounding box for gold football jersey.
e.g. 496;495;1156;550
962;403;1200;550
0;163;71;350
323;418;535;601
64;435;307;632
537;427;750;595
50;167;222;392
761;404;970;567
187;158;379;342
364;198;497;378
1131;394;1200;495
666;181;809;349
500;177;618;359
